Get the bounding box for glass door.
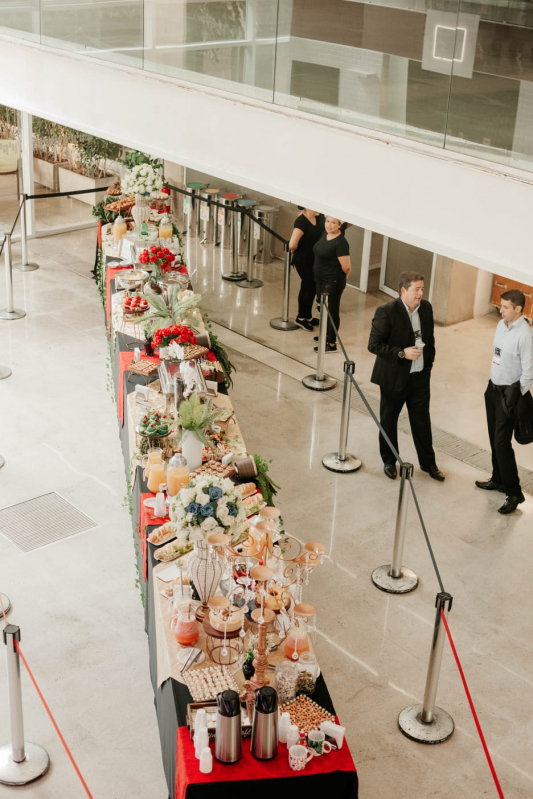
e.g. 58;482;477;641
380;237;435;298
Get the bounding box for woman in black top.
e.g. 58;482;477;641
313;217;351;353
289;209;325;331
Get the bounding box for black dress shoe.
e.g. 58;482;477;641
384;463;397;480
498;493;525;514
420;465;445;482
310;318;320;326
475;480;505;492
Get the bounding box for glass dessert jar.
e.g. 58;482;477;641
275;660;298;704
296;652;319;694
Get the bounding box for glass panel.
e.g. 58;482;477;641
445;0;533;171
383;238;433;296
0;0;40;41
40;0;144;68
0;106;21;234
143;0;279;102
274;0;458;147
344;224;365;289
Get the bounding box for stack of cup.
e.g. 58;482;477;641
278;712;291;744
200;747;213;774
286;724;299;749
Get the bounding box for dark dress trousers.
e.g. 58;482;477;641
368;298;437;468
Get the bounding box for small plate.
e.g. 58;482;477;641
177;648;205;667
148;528;176;547
143;498;156;509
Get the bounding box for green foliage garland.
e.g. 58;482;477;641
253;454;280;507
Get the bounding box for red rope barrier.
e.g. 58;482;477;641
14;640;94;799
440;609;505;799
0;593;7;626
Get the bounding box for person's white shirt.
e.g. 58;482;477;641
402;300;423;374
490;315;533;395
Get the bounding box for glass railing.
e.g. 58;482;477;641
1;0;532;172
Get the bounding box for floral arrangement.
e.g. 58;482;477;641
153;324;196;349
140;285;202;338
169;475;246;544
175;394;226;445
122;164;163;196
139;246;182;274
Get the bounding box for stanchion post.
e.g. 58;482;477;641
0;234;26;321
302;293;336;391
222;204;246;281
398;593;455;743
13;195;39;272
269;245;298;331
322;360;362;472
0;593;11;613
0;365;12;380
0;625;50;784
371;464;418;593
236;212;263;289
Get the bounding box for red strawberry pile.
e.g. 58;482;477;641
152;325;197;349
123;294;148;313
139;246;176;273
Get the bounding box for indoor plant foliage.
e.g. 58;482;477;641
140;285;201;338
253;454;280;507
169;474;245;545
119;150;162;171
175;394;226;446
122;163;163;196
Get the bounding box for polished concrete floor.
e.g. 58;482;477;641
0;193;532;797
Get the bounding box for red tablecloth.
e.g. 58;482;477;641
117;351;159;425
175;726;357;799
140;492;170;582
106;263;133;323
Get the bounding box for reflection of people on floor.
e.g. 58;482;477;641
289;208;324;332
368;270;444;482
313;217;351;355
475;289;533;515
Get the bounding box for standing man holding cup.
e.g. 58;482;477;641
368;271;444;481
475;289;533;514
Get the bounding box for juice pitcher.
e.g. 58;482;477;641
143;448;166;494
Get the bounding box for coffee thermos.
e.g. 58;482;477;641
251;686;278;760
215;690;242;764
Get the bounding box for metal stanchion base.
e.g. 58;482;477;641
0;457;4;469
371;564;418;594
0;366;12;379
222;271;247;282
302;374;337;391
398;705;455;744
13;262;39;272
0;593;10;612
0;309;26;321
0;743;50;785
322;452;362;473
236;278;264;289
270;317;299;331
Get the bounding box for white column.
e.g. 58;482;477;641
359;229;372;293
19;111;35;236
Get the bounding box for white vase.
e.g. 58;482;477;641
132;194;151;229
182;430;203;471
188;540;223;617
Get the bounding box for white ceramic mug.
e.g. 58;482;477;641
308;730;335;756
289;744;314;771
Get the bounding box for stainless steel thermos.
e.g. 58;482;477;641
251;686;278;760
215;690;242;764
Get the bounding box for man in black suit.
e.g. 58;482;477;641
368;270;444;481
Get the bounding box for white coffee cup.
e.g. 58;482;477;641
308;729;335;756
289;744;314;771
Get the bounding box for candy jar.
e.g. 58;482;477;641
170;607;199;646
296;652;319;694
284;617;310;661
275;660;298;704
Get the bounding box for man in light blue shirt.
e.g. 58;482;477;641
476;289;533;514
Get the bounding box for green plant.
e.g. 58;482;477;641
140;285;202;337
92;196;119;226
119;150;162;170
175;394;226;445
208;330;235;389
253;454;280;507
79;135;122;179
0;105;18;140
244;633;276;661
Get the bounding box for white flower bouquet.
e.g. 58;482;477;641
169;475;246;545
122;164;163;196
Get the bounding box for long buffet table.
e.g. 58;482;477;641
99;248;359;799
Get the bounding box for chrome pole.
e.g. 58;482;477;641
0;234;26;321
269;246;298;330
372;463;418;593
0;625;50;784
303;293;336;391
237;212;263;289
222;203;246;281
322;360;362;472
398;593;455;743
13;196;39;272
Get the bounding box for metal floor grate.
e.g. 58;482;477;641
211;322;533;497
0;492;98;552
